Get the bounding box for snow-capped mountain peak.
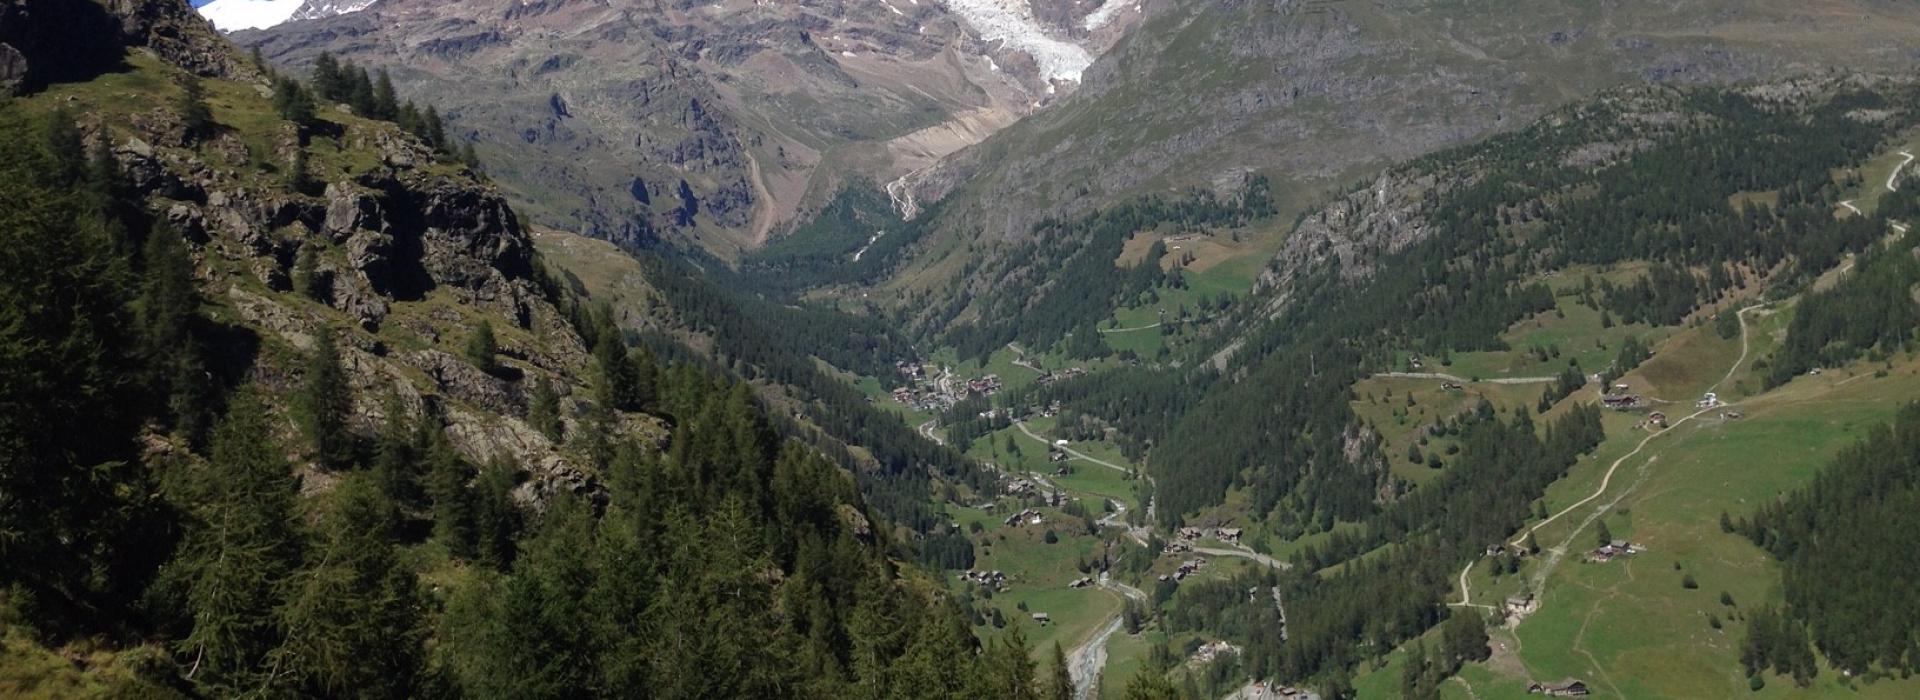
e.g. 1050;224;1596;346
196;0;373;32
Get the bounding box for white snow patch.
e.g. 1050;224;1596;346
1080;0;1131;30
941;0;1092;82
196;0;304;31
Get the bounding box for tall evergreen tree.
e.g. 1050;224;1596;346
177;74;214;142
1044;641;1074;700
297;327;354;470
175;392;302;693
527;373;564;442
466;319;499;373
271;475;423;698
137;225;210;442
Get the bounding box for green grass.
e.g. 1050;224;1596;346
1501;353;1920;698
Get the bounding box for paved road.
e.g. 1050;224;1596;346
1374;371;1557;385
1889;151;1915;192
918;418;944;446
1014;420;1132;474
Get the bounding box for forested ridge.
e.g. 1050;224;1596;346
0;28;1087;698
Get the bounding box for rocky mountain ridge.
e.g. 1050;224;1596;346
236;0;1145;257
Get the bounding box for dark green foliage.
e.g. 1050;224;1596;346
296;327;354;470
0;109;152;613
526;373;564;442
1766;227;1920;386
1715;308;1743;339
177;74;213;142
272;77;317;128
1045;642;1073;700
173;392;303;693
138;224;211;442
1734;404;1920;677
466;319;499;373
271;475;423;698
425;429;476;558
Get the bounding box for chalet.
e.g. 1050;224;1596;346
1504;593;1540;618
1528;679;1590;696
1601;394;1641;410
1441;381;1464;391
1031;612;1051;625
1069;577;1093;589
960;570;1008;588
1648;411;1668;428
1053;439;1070;448
1721;410;1744;420
1053;465;1072;476
1164;540;1193;554
1191;640;1241;664
1696;392;1720;409
1216;527;1243;543
1003;509;1045;527
1005;478;1036;496
1177;527;1204;541
1049;451;1069;463
1173;558;1208;580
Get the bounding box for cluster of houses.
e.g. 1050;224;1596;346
1034;367;1087;386
1527;678;1590;696
1176;526;1244;544
1589;539;1643;563
1161;557;1209;582
1003;508;1046;527
886;360;1004;412
1190;640;1241;665
960;569;1008;591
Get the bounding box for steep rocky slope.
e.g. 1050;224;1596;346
234;0;1144;257
2;0;638;504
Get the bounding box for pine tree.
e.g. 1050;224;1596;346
310;52;343;102
271;475;423;698
372;69;398;121
472;457;520;571
425;429;476;558
1120;666;1178;700
465;319;498;373
423;105;446;151
1044;641;1073;700
176;392;302;693
297;327;354;470
370;391;420;515
289;142;314;194
527;373;564;442
178;74;214;142
983;623;1038;700
137;225;210;442
273;78;317;128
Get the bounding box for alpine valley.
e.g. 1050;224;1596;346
6;0;1920;699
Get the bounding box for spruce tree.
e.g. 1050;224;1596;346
1044;641;1073;700
372;69;398;120
465;319;498;373
271;475;423;698
177;392;302;694
527;373;564;442
178;74;214;142
137;225;210;441
425;429;476;557
472;456;520;571
297;327;354;470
